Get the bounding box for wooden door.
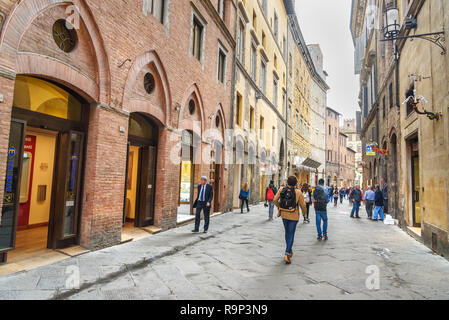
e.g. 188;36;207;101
137;146;157;227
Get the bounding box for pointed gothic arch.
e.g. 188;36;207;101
0;0;111;103
122;50;172;127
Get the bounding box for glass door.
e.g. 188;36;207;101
1;119;26;262
49;131;84;249
137;146;157;227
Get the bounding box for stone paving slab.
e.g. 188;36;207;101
0;202;449;300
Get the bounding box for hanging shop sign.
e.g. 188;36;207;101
366;145;376;156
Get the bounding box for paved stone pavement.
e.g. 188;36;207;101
1;202;449;300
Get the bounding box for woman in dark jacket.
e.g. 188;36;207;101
301;183;312;223
373;185;384;221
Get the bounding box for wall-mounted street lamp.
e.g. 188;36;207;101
382;8;446;55
383;7;400;40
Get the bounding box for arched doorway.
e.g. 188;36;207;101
248;144;256;203
390;133;398;218
123;113;159;228
2;75;89;262
233;137;245;209
211;140;223;213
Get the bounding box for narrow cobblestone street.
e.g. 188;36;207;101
0;202;448;300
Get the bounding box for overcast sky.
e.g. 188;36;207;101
295;0;360;121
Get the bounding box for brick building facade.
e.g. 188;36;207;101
0;0;236;263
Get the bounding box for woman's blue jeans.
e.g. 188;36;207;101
282;219;298;255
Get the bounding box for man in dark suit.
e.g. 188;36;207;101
192;176;213;233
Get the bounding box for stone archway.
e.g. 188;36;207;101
0;0;111;104
122;50;171;127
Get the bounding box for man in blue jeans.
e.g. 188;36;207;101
312;179;330;240
349;185;362;218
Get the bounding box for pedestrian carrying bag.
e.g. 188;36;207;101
266;187;275;201
314;188;328;211
279;187;296;210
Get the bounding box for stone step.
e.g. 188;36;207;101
142;226;162;235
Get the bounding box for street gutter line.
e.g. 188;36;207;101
50;224;243;300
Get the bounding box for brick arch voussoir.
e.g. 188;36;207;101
0;0;111;104
179;83;206;134
122;50;171;127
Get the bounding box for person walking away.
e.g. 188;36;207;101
192;176;213;233
364;186;375;219
265;181;278;220
339;187;345;204
333;187;339;207
312;179;330;241
274;176;307;264
374;185;385;221
239;182;250;213
381;179;388;214
301;183;312;223
328;186;334;202
349;185;362;218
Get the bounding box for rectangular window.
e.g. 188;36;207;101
283;36;287;59
236;93;242;127
260;59;267;93
260;116;265;139
329;125;331;135
300;118;303;136
273;78;278;107
295;113;299;132
282;92;286;118
288;104;291;123
262;31;266;48
237;21;245;62
389;82;394;109
218;0;225;20
191;17;204;61
251;44;257;80
217;48;226;83
273;11;278;42
289;53;293;77
382;96;386;118
272;127;275;146
250;107;255;130
145;0;166;24
252;10;257;29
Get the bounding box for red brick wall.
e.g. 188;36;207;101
0;0;236;250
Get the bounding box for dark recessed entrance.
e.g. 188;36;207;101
123;113;158;228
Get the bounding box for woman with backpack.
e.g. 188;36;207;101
239;182;250;214
301;183;312;223
265;180;278;221
274;176;307;265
